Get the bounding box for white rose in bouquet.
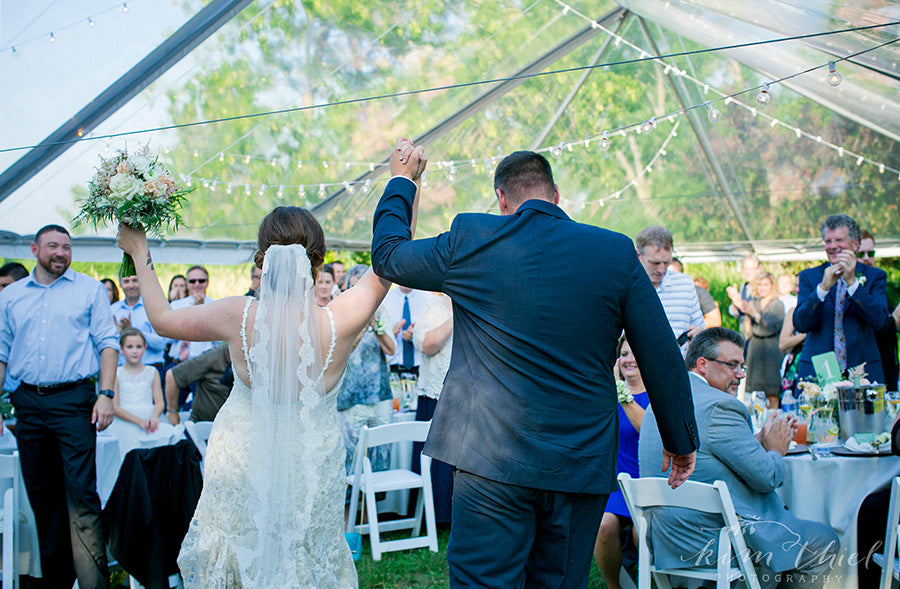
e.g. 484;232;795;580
108;173;144;204
130;153;153;176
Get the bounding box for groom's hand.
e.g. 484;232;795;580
390;137;427;182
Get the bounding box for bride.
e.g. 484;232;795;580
116;140;426;587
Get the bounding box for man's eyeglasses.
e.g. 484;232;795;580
857;250;875;259
188;278;208;284
706;358;746;373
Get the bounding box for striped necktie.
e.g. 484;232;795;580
833;278;847;371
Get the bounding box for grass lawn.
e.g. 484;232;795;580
354;529;624;588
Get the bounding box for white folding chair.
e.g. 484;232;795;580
0;452;20;589
618;473;760;589
184;421;214;475
874;476;900;589
346;421;438;560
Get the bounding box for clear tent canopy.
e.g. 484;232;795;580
1;0;898;265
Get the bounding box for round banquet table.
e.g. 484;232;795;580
779;450;900;589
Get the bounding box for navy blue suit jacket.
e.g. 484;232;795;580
371;177;698;494
793;262;888;384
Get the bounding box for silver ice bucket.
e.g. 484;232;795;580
837;384;888;442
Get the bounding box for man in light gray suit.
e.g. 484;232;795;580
639;327;838;588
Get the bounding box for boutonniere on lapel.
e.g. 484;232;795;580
855;273;867;287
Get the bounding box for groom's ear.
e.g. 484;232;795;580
497;188;511;215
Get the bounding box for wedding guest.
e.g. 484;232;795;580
793;214;887;384
635;227;705;351
692;275;722;328
0;262;28;291
0;264;29;394
857;411;900;587
777;272;798;313
167;274;187;302
384;285;428;375
316;264;335;307
734;272;784;407
640;327;838;588
411;292;454;524
111;274;168;383
104;328;177;464
727;253;760;321
332;259;346;295
164;343;231;424
593;336;648;589
170;266;216;362
858;230;898;391
0;224;118;588
102;277;120;304
244;265;262;298
335;264;395;473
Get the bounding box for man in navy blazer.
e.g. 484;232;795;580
371;140;699;588
793;214;888;383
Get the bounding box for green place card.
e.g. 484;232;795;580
812;352;842;384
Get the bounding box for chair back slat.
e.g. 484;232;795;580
363;421;430;447
619;475;723;513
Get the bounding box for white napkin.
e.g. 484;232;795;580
843;435;890;454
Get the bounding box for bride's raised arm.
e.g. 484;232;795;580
116;223;245;347
324;138;425;379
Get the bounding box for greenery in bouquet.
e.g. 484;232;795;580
74;143;192;276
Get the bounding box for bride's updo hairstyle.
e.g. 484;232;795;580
255;206;326;279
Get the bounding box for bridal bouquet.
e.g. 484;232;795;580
75;143;192;276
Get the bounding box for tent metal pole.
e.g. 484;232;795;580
309;7;629;218
0;0;254;204
636;17;758;249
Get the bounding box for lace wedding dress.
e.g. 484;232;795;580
177;245;357;588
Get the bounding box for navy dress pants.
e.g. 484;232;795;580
448;470;607;589
13;383;109;589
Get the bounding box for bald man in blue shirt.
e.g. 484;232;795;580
0;224;119;588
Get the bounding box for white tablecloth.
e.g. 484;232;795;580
778;451;900;588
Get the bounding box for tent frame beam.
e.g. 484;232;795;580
0;0;254;204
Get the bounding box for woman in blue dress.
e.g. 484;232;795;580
593;336;650;589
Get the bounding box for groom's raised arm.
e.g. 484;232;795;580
371;176;452;293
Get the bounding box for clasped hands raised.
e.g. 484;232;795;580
391;137;427;182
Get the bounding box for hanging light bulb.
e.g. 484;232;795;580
276;185;285;199
343;181;356;195
49;32;56;43
322;161;329;169
756;83;771;106
193;149;199;158
186;178;192;188
225;183;233;194
640;117;657;134
368;162;375;172
447;167;457;183
826;61;842;87
318;184;326;199
422;172;429;187
258;185;266;197
298;186;307;200
218;153;225;162
598;131;610;151
244;184;251;196
550;143;564;159
209;181;217;192
856;156;864;166
270;157;277;167
296;160;303;169
704;102;721;123
122;2;129;13
202;179;209;188
243;155;251;164
362;179;372;193
88;18;95;27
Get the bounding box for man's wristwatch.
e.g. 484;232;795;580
99;389;115;399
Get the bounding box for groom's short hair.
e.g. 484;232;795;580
493;151;555;205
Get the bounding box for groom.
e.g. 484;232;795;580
371;140;699;588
